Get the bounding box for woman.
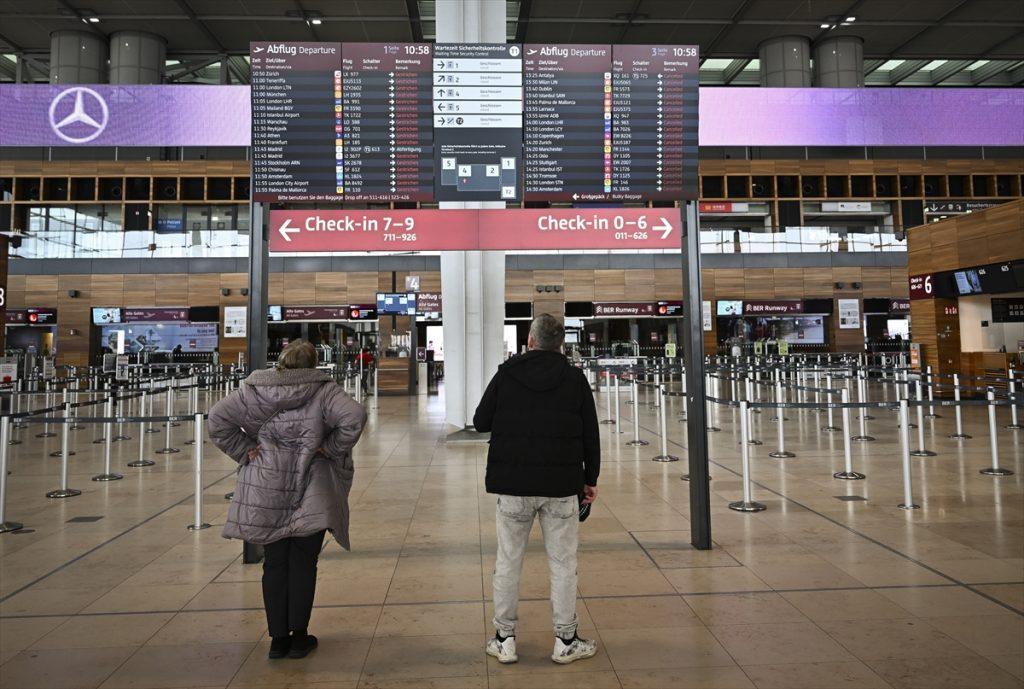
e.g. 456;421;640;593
208;340;367;660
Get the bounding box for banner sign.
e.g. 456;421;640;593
889;299;911;313
909;274;934;300
743;300;803;315
2;85;1019;148
594;303;656;317
282;306;350;321
6;308;57;324
269;208;681;252
123;308;188;322
417;292;442;316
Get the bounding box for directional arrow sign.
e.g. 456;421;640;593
277;218;300;243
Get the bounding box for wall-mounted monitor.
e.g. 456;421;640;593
565;301;594;318
716;300;742;316
376;292;417;316
505;302;534;320
188;306;220;322
953;269;983;295
267;305;283;322
977;263;1016;294
92;307;122;325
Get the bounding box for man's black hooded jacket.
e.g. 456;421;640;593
473;350;600;497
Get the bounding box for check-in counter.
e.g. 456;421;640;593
377;356;412;395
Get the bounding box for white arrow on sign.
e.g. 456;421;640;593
278;218;300;243
656;217;673;240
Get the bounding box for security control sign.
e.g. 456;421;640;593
269;208;679;252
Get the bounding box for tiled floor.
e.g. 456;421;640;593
0;379;1021;689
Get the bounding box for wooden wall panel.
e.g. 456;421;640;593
802;268;834;296
25;275;59;306
123;274;156;306
593;270;626;301
219;274;248;305
654;270;683;300
534;299;564;321
564;270;595;301
772;269;803;297
860;268;891;297
505;271;535;301
314;273;347;304
713;269;743;297
187;274;221;306
742;269;774;298
346;272;379;302
624;270;655;301
279;273;316;304
154;274;188;306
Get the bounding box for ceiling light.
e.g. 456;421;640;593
846;16;856;22
310;18;322;25
820;23;830;28
88;16;100;23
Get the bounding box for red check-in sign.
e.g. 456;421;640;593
269;209;681;252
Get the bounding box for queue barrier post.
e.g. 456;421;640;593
924;366;939;419
949;374;971;440
980;389;1014;477
626;376;649;447
729;400;766;513
36;385;56;438
187;413;211;531
183;384;199;446
652;385;679;462
128;390;156;468
46;402;82;499
0;417;24;532
112;393;131;442
601;369;615;424
1006;370;1022;430
834;388;865;480
821;374;840;432
613;373;622;433
92;396;124;482
768;380;794;459
744;378;762;445
48;391;76;457
897;398;920;510
910;380;937;457
145;384;160;433
852;373;875;442
156;387;180;455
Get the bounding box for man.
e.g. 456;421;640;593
355;347;373;394
473;313;600;665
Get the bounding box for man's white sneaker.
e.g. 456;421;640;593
486;635;518;664
551;635;597;664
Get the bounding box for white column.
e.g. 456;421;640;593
437;0;508;430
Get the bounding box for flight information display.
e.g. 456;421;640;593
433;43;523;202
250;42;343;202
610;45;699;201
249;42;698;203
342;43;434;201
523;44;611;202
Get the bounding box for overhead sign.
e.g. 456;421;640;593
991;298;1024;323
890;299;911;313
6;308;58;325
282;306;350;321
909;274;934;300
594;303;656;317
123;308;188;322
743;300;803;315
924;200;1002;214
268;208;680;252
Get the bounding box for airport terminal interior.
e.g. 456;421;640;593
0;1;1022;688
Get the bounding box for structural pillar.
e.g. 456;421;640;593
109;31;166;84
814;36;864;87
436;0;508;431
49;30;107;84
758;36;811;87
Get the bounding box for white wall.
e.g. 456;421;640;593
958;293;1024;352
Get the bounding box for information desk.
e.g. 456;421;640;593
377;357;413;396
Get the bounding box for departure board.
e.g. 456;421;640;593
249;42;698;204
250;42;343;202
433;44;523;202
523;44;611;202
610;45;699;201
341;43;434;201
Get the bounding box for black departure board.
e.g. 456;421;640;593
433;44;523;202
250;42;343;202
523;44;611;202
342;43;434;202
249;42;698;203
610;45;699;201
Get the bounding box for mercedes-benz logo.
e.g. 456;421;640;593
48;87;109;144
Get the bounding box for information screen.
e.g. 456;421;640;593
342;43;434;201
433;43;523;202
523;44;611;202
610;45;699;201
251;42;343;202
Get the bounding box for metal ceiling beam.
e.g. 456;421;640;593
889;59;930;84
166;56;223;80
973;59;1024;85
404;0;424;42
722;58;752;84
0;30;24;53
930;59;972;84
514;0;533;44
293;0;322;41
810;0;867;45
172;0;227;52
981;28;1024;58
615;0;646;43
886;0;969;57
699;0;755;65
862;59;885;76
1008;62;1024;85
55;0;107;39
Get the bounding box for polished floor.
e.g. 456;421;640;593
0;378;1021;689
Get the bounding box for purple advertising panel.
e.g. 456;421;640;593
0;85;250;147
122;308;189;322
1;84;1021;148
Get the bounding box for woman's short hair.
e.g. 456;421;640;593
277;339;317;370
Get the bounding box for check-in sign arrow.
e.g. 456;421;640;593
278;218;300;242
656;217;673;239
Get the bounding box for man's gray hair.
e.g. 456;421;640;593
529;313;564;351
